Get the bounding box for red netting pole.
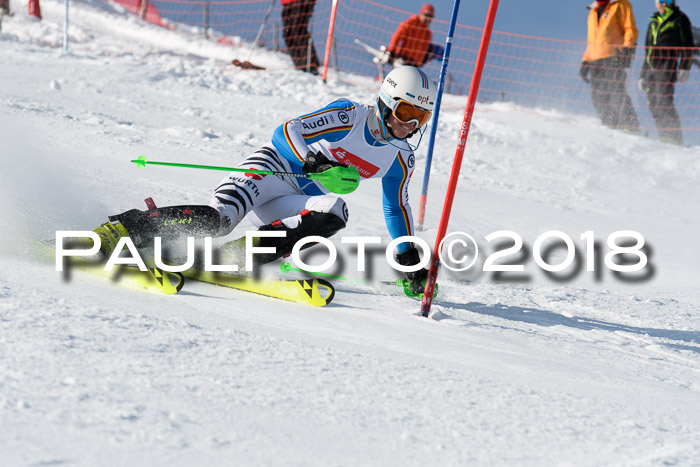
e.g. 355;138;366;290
321;0;339;83
420;0;500;318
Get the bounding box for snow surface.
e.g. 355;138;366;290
1;1;700;465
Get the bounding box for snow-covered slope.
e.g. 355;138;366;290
1;2;699;465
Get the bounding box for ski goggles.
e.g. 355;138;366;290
390;99;432;127
655;0;673;5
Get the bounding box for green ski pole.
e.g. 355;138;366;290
132;155;360;195
279;261;438;299
279;262;366;284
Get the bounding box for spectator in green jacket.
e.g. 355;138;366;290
638;0;694;145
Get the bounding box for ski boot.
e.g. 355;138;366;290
75;199;222;260
60;220;130;258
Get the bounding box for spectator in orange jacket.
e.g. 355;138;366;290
387;4;435;68
579;0;640;132
281;0;319;75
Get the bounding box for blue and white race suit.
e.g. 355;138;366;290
210;98;417;253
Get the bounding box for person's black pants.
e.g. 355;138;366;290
589;57;640;131
282;0;319;71
645;72;683;145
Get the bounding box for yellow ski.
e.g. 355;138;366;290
38;240;184;294
181;268;335;307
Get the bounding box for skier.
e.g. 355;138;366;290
92;66;437;292
637;0;694;145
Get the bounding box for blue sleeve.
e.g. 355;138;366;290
382;153;414;254
271;99;357;165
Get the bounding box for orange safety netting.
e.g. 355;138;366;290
91;0;700;144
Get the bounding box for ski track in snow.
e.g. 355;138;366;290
1;1;700;465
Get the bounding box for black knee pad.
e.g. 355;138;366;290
255;211;347;263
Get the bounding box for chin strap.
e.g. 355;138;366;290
367;107;388;143
373;100;426;152
406;127;427;152
375;99;395;143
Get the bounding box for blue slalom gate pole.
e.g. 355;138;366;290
416;0;461;231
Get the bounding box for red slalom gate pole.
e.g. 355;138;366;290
420;0;500;318
321;0;339;83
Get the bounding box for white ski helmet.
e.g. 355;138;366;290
378;66;437;132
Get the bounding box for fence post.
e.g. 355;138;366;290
307;39;312;71
63;0;69;52
332;38;339;72
203;1;209;39
246;0;276;62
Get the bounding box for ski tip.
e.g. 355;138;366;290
150;267;185;294
316;278;335;306
296;278;335;306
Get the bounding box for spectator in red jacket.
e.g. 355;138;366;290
281;0;319;75
387;4;435;68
